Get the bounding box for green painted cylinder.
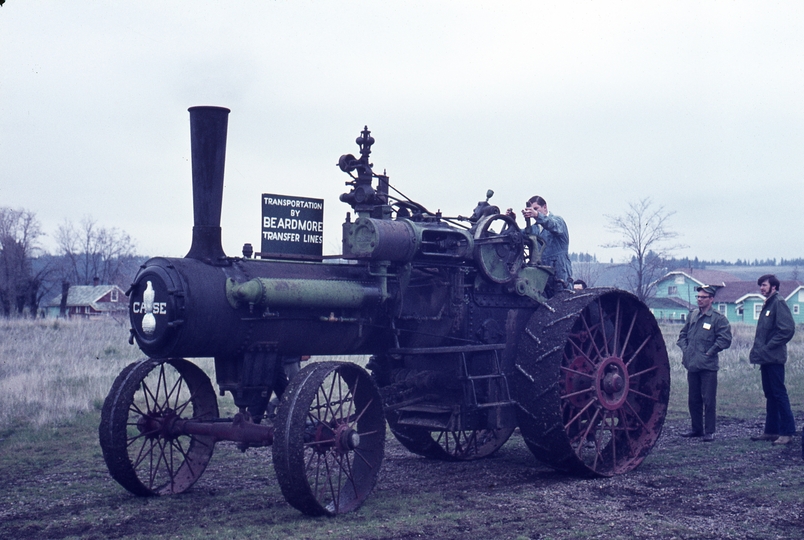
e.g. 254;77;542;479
226;277;381;309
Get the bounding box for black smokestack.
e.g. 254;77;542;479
186;106;230;264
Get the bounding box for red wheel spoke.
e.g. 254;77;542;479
130;435;153;470
580;314;605;361
597;302;610;357
560;365;595;379
625;335;652;367
629;365;658;378
609;411;617;468
345;376;358;421
628;388;661;402
612;298;621;357
564;398;598;432
623;400;650;431
615;409;636;454
141;380;156;413
566;339;597;370
349;397;375;427
620;310;638;360
561;387;594;400
157;365;168;410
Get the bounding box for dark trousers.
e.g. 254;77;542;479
760;363;796;437
688;369;718;435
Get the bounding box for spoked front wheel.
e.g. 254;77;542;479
99;358;219;495
272;361;386;516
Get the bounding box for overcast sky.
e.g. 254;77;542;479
1;1;802;264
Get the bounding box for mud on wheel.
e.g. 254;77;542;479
272;361;386;516
512;289;670;477
99;358;219;495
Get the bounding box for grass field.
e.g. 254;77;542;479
2;317;802;432
1;317;803;539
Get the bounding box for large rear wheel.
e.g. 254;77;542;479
512;289;670;476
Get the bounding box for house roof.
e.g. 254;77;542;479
718;280;803;304
663;268;742;287
47;285;126;312
785;284;804;302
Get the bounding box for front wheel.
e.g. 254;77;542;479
99;358;219;495
272;362;386;516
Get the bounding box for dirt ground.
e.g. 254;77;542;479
2;415;803;540
367;417;804;539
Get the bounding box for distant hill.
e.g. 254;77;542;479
582;264;802;291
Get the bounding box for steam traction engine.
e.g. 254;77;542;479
99;106;670;516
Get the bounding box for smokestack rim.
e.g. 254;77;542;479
188;105;231;114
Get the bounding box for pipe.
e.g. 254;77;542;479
225;277;382;310
186;106;230;264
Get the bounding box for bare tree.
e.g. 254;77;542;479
55;217;136;287
603;198;684;302
572;261;605;288
0;207;44;317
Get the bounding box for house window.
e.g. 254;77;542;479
736;305;744;316
111;289;119;302
667;286;678;295
754;304;763;320
718;304;726;314
680;312;686;322
794;304;800;315
675;276;685;284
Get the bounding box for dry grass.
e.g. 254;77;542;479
0;318;141;428
662;322;804;418
1;317;802;431
0;318;369;430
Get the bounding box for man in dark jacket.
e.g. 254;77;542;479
749;274;797;445
677;285;733;441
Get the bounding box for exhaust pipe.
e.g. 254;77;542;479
186;106;230;264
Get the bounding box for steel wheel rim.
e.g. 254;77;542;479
273;362;386;515
99;358;218;495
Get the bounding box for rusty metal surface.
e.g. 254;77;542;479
512;289;670;477
272;362;386;516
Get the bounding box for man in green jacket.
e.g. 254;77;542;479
749;274;797;445
677;285;733;441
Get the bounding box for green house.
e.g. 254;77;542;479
649;269;739;322
727;283;804;324
651;269;804;325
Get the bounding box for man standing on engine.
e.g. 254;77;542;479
507;195;572;294
749;274;797;446
677;285;733;442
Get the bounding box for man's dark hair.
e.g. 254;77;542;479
757;274;780;291
527;195;546;207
